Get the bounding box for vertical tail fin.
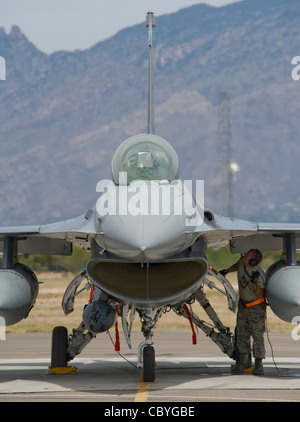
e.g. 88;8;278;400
146;11;156;134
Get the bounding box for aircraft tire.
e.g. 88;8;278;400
51;326;68;367
143;345;155;382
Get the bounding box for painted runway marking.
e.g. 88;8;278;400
134;370;149;402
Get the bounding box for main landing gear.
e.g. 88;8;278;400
49;314;159;382
49;326;77;375
51;326;68;368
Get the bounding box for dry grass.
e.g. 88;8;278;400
8;271;292;333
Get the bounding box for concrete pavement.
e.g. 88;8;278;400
0;330;299;402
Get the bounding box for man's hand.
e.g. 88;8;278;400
253;283;265;299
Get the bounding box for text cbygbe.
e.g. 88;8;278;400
148;406;195;417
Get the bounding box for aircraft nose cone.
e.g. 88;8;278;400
97;180;202;261
101;212;188;261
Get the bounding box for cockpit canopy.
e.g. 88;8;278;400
111;134;179;185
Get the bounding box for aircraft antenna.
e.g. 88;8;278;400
146;10;156;134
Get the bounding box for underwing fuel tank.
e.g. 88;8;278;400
266;260;300;322
0;263;39;326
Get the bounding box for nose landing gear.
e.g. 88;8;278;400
137;307;162;382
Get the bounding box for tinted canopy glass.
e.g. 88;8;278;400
111;134;179;184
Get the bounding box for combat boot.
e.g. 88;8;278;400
231;353;250;374
252;358;264;375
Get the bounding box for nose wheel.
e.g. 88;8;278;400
143;345;155;382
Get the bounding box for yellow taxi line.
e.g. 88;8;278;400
134;370;150;402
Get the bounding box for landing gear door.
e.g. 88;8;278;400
61;271;87;315
204;268;237;313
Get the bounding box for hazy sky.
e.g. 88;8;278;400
2;0;242;53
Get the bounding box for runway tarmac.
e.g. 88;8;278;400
0;329;300;402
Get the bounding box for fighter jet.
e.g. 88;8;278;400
1;12;300;382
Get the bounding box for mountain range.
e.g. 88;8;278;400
0;0;300;226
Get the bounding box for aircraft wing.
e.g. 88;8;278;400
188;212;259;250
0;209;99;255
229;222;300;253
190;212;300;253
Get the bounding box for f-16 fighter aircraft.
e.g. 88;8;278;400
1;12;300;382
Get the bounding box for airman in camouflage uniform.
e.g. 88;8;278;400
220;249;266;375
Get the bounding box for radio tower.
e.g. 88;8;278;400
216;92;236;217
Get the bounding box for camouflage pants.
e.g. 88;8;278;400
236;302;266;359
